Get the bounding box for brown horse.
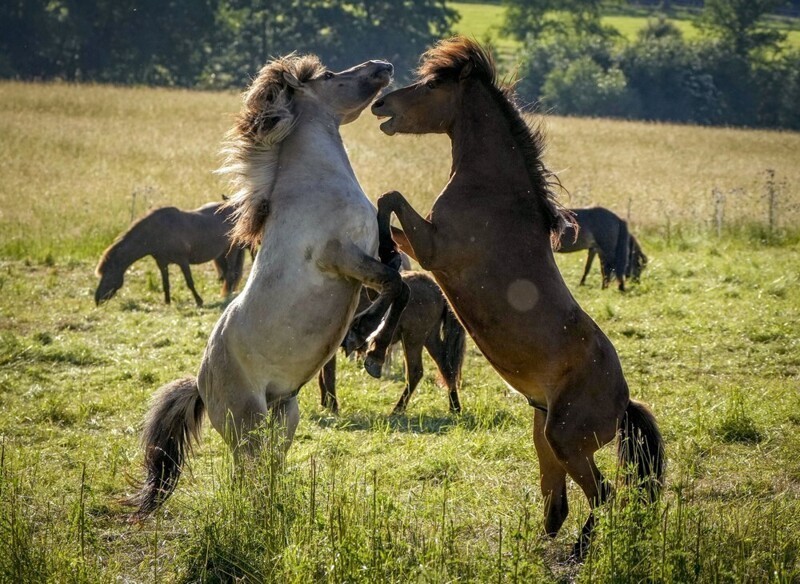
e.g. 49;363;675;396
371;37;664;558
95;201;246;306
556;207;631;291
319;271;466;415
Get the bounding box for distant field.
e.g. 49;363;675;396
1;81;798;260
1;82;799;581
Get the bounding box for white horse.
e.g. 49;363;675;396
127;54;408;519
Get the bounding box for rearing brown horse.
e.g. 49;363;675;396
371;37;664;559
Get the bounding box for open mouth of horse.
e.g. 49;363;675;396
371;99;397;135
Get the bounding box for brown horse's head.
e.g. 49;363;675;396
373;36;569;244
372;36;495;135
94;252;124;305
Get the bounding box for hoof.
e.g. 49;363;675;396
342;331;365;356
364;354;384;379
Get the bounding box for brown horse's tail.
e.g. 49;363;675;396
125;377;205;520
439;305;466;389
617;399;665;501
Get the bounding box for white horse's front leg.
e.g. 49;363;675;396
318;239;410;378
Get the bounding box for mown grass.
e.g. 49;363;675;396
1;81;799;581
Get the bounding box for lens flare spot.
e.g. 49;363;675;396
507;279;538;312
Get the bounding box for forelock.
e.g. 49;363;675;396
417;36;496;84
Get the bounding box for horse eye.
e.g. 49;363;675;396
425;80;436;89
324;71;335;80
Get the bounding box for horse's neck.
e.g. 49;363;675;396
105;233;148;275
279;107;357;185
448;83;531;191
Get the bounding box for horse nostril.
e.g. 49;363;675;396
374;99;385;108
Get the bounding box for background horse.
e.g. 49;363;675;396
626;234;648;283
556;206;630;291
319;271;466;415
95;201;246;306
126;54;407;519
371;37;664;558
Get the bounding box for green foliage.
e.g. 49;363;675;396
540;56;638;117
0;0;457;87
516;18;800;128
698;0;789;55
501;0;612;40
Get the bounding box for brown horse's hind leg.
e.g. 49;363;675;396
533;409;569;537
392;337;424;414
580;248;596;286
318;356;338;413
544;403;616;560
178;261;204;306
156;259;171;304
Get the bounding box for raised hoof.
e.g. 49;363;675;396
364;354;384;379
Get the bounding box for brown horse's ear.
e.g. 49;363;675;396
459;59;474;80
282;71;303;89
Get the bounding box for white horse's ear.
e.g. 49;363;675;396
283;71;303;89
459;60;474;80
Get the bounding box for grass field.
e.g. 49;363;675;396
1;81;799;581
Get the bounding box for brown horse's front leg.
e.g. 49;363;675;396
318;240;409;379
377;191;441;271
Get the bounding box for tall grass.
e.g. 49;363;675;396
0;82;798;581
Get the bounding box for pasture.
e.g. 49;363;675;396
1;81;799;582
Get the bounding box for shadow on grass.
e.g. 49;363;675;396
307;408;516;435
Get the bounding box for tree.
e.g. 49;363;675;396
698;0;788;56
501;0;617;41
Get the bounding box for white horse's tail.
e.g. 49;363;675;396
125;377;205;521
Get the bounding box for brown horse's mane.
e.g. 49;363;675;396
418;37;571;245
218;54;326;248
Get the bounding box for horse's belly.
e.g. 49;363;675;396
211;273;359;393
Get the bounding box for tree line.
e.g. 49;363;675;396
2;0;799;129
0;0;456;88
506;0;800;129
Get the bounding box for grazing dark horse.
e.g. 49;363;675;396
371;37;664;558
125;54;406;520
626;234;648;283
95;201;246;306
556;207;630;291
319;271;467;415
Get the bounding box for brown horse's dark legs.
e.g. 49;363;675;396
178;262;204;306
318;355;338;414
580;248;596;286
377;191;442;271
545;413;613;561
424;334;462;414
533;409;569;536
156;260;171;304
318;240;409;379
392;338;424;414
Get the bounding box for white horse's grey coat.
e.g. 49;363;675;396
200;60;394;451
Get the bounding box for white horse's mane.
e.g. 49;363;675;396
217;54;325;247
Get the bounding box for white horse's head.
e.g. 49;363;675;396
282;59;393;125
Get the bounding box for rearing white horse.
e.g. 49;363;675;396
127;54;408;519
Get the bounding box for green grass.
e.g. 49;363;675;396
1;82;799;581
